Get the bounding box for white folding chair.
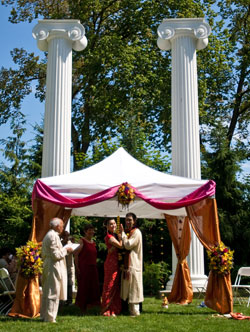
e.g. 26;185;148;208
0;268;16;315
196;279;208;299
232;267;250;307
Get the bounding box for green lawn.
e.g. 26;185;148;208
0;298;250;332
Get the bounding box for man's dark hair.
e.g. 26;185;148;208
126;212;137;225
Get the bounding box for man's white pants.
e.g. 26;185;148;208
129;303;140;316
40;274;62;322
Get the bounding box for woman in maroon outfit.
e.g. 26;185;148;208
74;224;100;312
101;218;123;316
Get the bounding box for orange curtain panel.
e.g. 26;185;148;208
165;215;193;304
187;198;233;314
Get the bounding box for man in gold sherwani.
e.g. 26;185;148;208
40;218;73;323
120;212;144;316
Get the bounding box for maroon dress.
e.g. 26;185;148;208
101;233;121;316
75;238;100;311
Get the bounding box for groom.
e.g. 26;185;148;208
120;212;144;316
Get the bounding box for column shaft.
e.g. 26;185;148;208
42;37;72;177
172;36;200;179
32;20;87;178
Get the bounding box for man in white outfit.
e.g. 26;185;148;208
120;213;144;316
40;218;73;323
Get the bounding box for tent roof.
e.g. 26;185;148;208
32;147;216;219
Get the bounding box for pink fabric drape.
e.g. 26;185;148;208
32;179;216;210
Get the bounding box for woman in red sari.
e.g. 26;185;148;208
101;218;123;316
74;224;100;312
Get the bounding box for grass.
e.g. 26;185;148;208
1;297;250;332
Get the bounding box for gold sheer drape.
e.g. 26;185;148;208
8;275;40;318
165;215;193;304
186;198;233;314
8;199;72;318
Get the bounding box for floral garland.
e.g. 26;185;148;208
117;182;135;209
16;240;43;279
207;242;234;275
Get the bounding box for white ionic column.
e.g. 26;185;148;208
157;18;211;291
32;20;87;177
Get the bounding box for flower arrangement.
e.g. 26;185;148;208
16;240;43;278
207;242;234;275
117;182;135;209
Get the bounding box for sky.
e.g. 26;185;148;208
0;5;44;150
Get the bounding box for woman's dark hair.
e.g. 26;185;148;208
103;218;115;228
83;223;94;233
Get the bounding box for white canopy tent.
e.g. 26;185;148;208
32;147;215;219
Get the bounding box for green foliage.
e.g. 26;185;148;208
143;261;171;295
0;193;32;250
0;116;33;250
201;126;250;267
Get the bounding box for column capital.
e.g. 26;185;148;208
32;19;87;52
157;18;211;51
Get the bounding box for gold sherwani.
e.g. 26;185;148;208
121;228;144;304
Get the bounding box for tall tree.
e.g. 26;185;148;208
0;0;211;170
0;116;33;249
199;0;250;266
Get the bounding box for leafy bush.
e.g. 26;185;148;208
143;261;170;295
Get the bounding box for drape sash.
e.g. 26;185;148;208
165;215;193;304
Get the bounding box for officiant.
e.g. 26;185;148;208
40;218;73;323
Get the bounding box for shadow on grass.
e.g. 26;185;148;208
0;315;42;323
142;310;215;315
58;304;215;317
58;304;101;316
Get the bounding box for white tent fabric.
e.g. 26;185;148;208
37;148;212;219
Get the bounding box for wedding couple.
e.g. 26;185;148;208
101;212;144;317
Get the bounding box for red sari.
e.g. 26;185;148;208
101;233;121;316
75;238;100;312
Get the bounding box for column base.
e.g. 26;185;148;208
166;274;207;292
190;274;208;292
165;274;175;291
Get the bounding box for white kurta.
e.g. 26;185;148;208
40;229;68;322
121;228;144;304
